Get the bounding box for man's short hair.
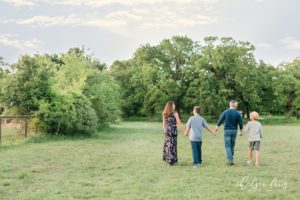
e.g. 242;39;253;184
229;100;238;107
194;106;201;114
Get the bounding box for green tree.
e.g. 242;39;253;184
192;37;260;118
274;58;300;118
110;60;143;116
256;61;281;115
53;49;94;95
131;36;199;115
0;55;54;114
83;72;122;128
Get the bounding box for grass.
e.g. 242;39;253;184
125;114;300;125
0;121;299;199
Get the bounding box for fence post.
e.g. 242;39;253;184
0;117;2;144
24;117;28;138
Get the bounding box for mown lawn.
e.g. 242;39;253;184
0;121;299;199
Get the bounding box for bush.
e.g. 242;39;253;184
83;72;121;128
37;94;98;135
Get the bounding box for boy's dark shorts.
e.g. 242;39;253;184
249;141;260;151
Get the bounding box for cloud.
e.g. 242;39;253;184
3;0;220;8
281;36;300;49
0;34;44;50
49;0;221;8
2;0;35;7
3;8;218;29
1;0;220;34
255;42;272;49
6;15;127;28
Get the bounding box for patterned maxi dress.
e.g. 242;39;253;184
163;112;178;164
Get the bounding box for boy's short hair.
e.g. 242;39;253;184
250;111;259;120
194;106;201;114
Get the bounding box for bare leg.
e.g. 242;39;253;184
248;149;253;161
255;150;260;164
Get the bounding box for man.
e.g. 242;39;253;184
215;100;243;165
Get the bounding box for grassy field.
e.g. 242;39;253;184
0;121;299;199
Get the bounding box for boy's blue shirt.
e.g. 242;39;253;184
186;114;208;142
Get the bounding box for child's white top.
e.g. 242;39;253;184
242;121;263;141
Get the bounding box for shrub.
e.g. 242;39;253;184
37;94;98;135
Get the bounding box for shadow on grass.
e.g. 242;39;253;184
25;126;117;144
25;124;154;145
1;121;161;150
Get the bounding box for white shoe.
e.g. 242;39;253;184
246;160;253;165
193;164;200;169
255;162;260;167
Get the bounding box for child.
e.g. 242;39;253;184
240;111;263;166
184;106;216;168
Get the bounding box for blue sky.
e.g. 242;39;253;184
0;0;299;66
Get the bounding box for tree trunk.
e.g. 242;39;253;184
285;110;292;119
245;103;250;119
242;109;246;119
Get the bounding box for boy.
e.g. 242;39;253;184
240;111;263;167
184;106;216;168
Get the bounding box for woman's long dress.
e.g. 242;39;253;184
163;112;178;164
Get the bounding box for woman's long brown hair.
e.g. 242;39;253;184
162;101;174;118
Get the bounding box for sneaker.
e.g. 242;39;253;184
255;162;260;167
193;164;200;169
246;160;253;165
228;160;234;166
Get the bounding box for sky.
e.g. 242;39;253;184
0;0;300;66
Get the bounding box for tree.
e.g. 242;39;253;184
191;37;260;118
0;57;9;114
110;60;143;116
83;72;122;128
274;58;300;118
0;55;55;114
130;36;199;115
255;61;280;115
53;48;104;94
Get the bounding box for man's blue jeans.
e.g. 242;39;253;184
190;141;202;165
224;129;237;162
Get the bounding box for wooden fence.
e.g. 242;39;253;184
0;115;34;144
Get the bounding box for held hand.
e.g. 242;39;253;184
214;126;219;133
181;128;186;134
211;129;217;136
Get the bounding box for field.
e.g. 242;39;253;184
0;121;299;200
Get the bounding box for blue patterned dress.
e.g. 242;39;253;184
163;112;178;164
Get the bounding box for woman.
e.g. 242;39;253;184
162;101;185;165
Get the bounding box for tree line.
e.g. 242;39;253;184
0;35;299;135
110;36;300;120
0;48;121;135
